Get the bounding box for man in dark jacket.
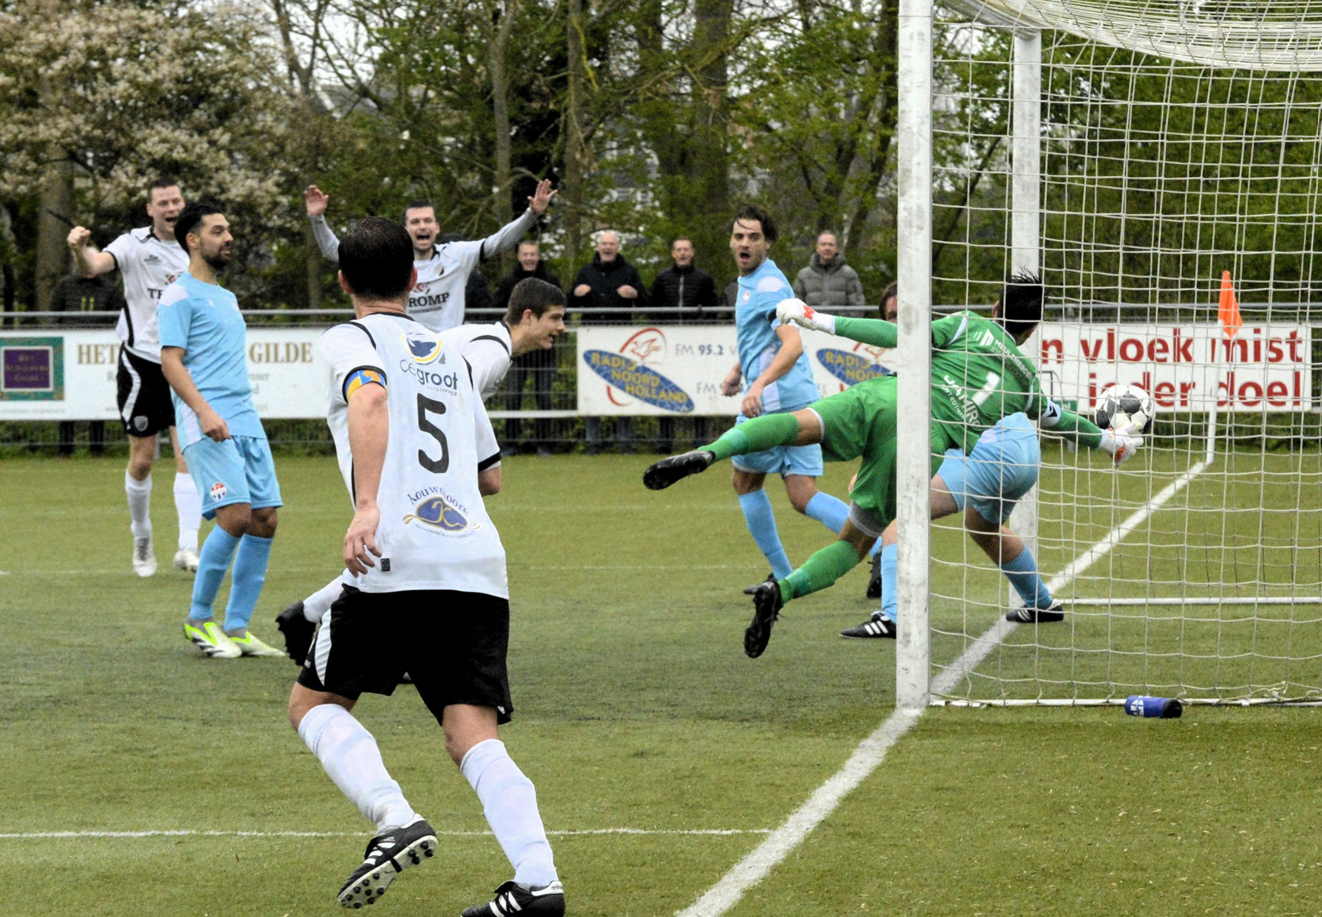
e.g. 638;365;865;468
792;231;866;307
497;241;562;456
49;263;122;455
648;236;721;451
570;231;647;452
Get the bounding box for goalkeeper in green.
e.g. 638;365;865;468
643;272;1144;657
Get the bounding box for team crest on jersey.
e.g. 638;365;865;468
209;482;227;501
414;282;429;294
403;487;476;533
401;331;444;365
165;272;181;285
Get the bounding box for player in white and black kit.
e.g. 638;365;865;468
277;277;567;638
287;219;564;916
303;180;557;331
67;178;204;577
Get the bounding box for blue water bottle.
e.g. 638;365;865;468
1124;695;1183;718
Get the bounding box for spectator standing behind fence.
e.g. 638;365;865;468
497;241;561;457
792;231;865;308
649;236;721;452
49;261;122;455
570;231;649;454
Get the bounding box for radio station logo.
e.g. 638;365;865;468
816;342;893;388
584;327;694;413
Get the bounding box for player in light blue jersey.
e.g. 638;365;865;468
159;202;284;660
712;204;857;580
841;412;1062;639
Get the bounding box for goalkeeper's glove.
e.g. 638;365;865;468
1098;424;1144;466
775;298;837;334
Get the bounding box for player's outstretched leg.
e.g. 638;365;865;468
337;817;438;909
643;412;804;490
643;449;714;490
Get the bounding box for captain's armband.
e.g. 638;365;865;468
344;367;386;400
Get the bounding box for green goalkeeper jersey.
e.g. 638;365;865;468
832;312;1104;454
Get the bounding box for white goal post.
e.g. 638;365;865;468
896;0;1322;708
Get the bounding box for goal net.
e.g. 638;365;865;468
918;0;1322;705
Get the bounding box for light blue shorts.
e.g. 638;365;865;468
184;434;283;520
936;414;1040;525
730;410;825;478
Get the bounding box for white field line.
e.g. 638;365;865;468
0;827;770;840
676;460;1208;917
13;563;747;576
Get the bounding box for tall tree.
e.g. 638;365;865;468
0;0;296;309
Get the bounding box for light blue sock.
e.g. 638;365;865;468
1001;549;1054;610
190;526;241;620
804;492;849;536
738;491;793;579
803;492;881;556
880;542;898;621
223;534;274;633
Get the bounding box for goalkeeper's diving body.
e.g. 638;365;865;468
643;272;1145;658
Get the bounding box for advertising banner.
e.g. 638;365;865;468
0;328;327;421
576;325;894;415
1035;322;1312;413
578;322;1313;415
1;321;1310;422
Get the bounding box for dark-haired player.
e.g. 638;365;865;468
158;202;284;660
289;216;564;915
67;179;203;577
645;271;1145;657
278;277;567;634
302;181;556;331
717;203;857;582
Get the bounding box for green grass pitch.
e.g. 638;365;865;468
2;453;1320;916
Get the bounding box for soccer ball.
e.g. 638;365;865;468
1095;383;1155;435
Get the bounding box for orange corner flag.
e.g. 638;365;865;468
1219;270;1242;340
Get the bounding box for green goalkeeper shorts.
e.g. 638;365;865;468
810;375;953;536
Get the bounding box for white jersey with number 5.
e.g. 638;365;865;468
318;311;507;597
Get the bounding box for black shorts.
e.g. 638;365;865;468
297;587;514;725
117;349;175;437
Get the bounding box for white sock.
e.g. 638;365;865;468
173;473;201;551
460;738;558;888
125;472;152;540
304;578;344;623
298;704;417;833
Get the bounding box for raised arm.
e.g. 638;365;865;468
478;179;556;261
304;185;341;263
66;228;115;276
775;299;898;348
